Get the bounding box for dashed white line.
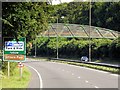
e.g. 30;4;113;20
56;62;109;74
85;80;89;83
26;64;43;89
78;76;81;79
72;73;74;75
110;74;118;77
94;86;99;88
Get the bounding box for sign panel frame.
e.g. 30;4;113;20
3;37;26;62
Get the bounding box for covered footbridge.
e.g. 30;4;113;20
38;23;119;38
35;23;119;61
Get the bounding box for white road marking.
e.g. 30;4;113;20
26;64;43;89
72;73;74;75
110;74;118;77
85;80;89;83
78;76;81;78
62;69;65;71
94;86;99;88
51;61;110;74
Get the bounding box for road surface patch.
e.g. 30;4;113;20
94;86;99;88
26;64;43;88
110;74;118;77
72;73;74;75
85;80;89;83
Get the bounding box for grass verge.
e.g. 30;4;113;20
1;66;31;88
50;60;119;74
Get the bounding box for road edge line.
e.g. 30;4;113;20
26;64;43;89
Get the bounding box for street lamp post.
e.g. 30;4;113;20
83;0;92;62
35;37;36;57
89;0;91;62
56;16;64;59
56;17;59;59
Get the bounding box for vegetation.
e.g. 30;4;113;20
2;2;120;58
48;2;120;32
2;2;48;43
2;66;31;88
2;62;18;76
50;60;119;74
0;61;31;88
30;37;120;63
2;2;120;41
1;2;120;86
27;57;119;74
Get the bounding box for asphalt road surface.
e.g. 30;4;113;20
25;59;119;89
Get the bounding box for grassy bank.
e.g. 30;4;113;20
50;60;119;74
1;66;31;88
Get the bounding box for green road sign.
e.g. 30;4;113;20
3;37;26;62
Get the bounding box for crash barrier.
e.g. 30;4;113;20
50;58;120;68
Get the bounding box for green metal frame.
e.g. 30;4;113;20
38;23;119;39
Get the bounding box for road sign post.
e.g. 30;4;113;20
18;62;24;79
3;37;26;62
3;37;26;78
20;66;22;79
8;61;10;78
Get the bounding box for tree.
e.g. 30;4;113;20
2;2;48;42
47;2;120;31
92;2;120;32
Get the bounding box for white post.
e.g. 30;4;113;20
56;17;59;59
19;62;22;79
35;38;36;57
8;61;10;78
20;67;22;79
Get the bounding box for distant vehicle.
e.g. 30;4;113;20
81;56;88;62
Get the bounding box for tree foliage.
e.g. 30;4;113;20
30;37;119;61
2;2;120;42
48;2;120;32
2;2;119;60
2;2;48;42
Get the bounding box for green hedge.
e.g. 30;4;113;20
29;37;120;61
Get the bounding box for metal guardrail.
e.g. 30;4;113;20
50;58;120;68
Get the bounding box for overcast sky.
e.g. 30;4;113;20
52;0;74;5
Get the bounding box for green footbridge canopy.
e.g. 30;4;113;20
38;23;119;39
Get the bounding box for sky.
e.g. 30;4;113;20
52;0;74;5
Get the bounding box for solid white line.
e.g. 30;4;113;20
26;64;43;89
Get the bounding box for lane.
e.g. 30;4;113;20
25;59;118;88
57;62;118;88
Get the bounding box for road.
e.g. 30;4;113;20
25;59;118;89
